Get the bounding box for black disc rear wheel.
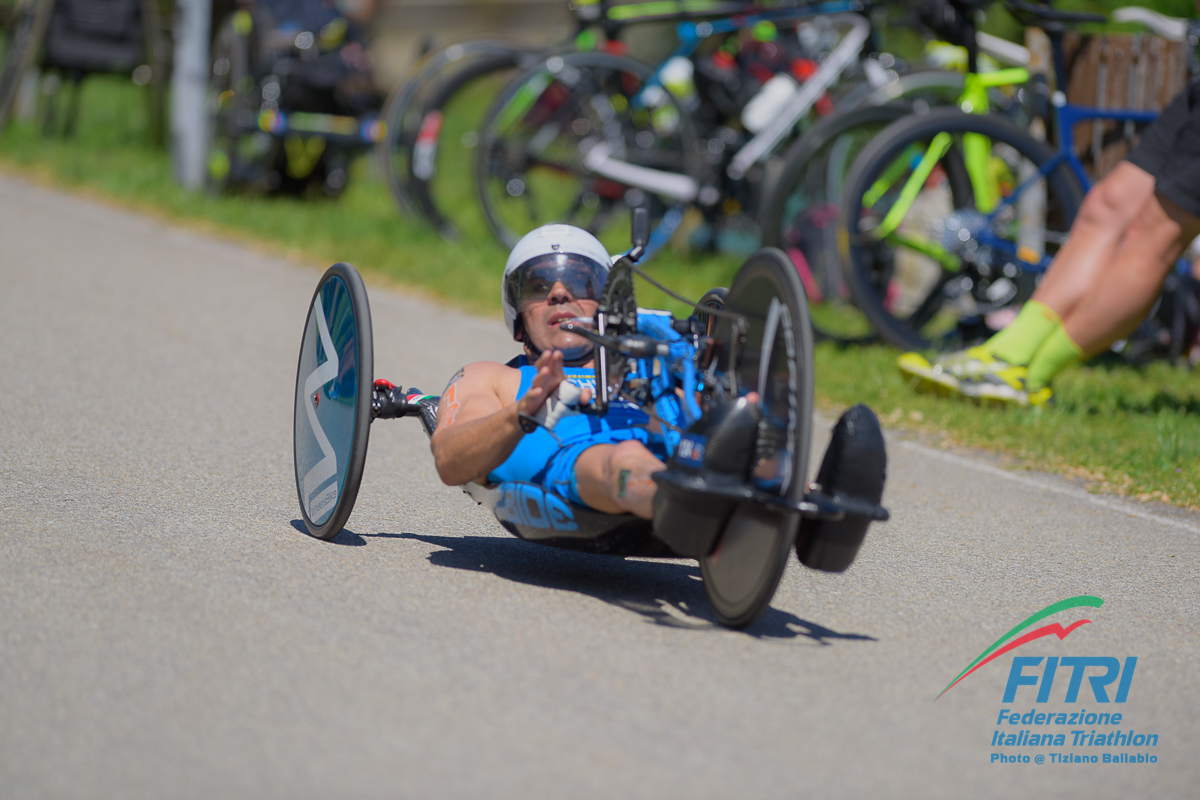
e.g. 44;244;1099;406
700;248;815;628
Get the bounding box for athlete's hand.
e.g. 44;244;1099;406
516;350;591;418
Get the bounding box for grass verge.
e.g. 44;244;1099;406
1;75;1196;509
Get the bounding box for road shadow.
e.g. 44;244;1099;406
289;519;367;546
368;530;875;644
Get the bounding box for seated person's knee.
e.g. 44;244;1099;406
1077;164;1154;230
577;440;665;518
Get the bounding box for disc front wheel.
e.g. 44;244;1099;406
293;262;375;540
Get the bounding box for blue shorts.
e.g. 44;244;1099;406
538;432;668;507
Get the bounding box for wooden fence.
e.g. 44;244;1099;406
1062;32;1191;180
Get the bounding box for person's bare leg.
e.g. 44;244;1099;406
963;163;1158;370
575;440;666;519
1064;192;1200;355
1031;161;1157;317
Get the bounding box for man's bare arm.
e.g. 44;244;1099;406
429;351;570;486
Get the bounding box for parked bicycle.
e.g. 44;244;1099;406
836;0;1194;351
380;0;898;249
757;3;1033;343
206;0;384;197
473;1;894;256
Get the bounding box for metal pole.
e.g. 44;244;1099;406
171;0;211;188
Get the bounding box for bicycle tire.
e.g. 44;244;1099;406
760;103;914;344
849;68;967;110
475;50;701;253
838;107;1083;351
0;0;53;131
375;38;535;221
407;48;541;239
700;248;814;629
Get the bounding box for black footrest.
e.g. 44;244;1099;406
803;490;889;522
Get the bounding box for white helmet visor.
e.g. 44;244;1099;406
504;252;608;313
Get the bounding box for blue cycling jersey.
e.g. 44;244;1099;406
485;356;668;505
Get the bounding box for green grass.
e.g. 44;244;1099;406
817;344;1200;507
2;74;1197;509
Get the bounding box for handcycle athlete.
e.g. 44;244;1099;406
293;216;890;628
431;225;677;520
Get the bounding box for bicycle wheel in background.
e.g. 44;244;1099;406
407;46;544;240
476;50;701;254
760;62;997;344
838;107;1083;352
375;39;536;224
759;103;913;343
0;0;53;131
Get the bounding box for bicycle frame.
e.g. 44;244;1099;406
970;98;1160;274
616;3;872;182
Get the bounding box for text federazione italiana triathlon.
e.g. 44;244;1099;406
989;707;1159;764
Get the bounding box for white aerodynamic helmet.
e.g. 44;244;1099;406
502;224;613;341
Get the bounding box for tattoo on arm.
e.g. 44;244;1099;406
437;369;466;430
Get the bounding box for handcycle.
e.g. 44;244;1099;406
836;0;1197;352
0;0;169;138
291;213;889;629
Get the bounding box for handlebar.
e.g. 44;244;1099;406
558;322;674;359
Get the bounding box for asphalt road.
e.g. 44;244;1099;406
1;174;1197;799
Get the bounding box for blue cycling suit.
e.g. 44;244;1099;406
485;356;668;506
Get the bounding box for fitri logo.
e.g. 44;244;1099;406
937;596;1160;764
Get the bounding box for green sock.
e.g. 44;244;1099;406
986;301;1063;366
1026;325;1084;390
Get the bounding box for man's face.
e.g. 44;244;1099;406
521;280;599;355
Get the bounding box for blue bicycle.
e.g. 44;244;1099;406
291;215;889;628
